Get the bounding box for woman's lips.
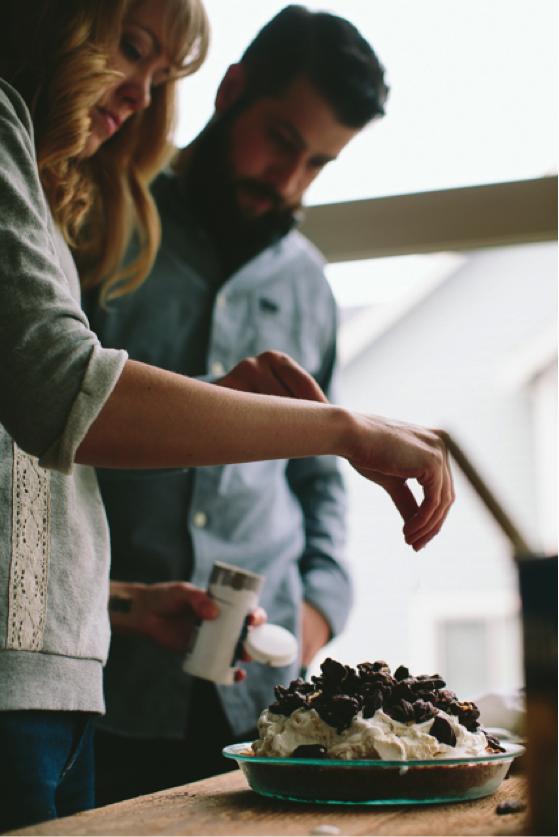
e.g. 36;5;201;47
97;107;122;138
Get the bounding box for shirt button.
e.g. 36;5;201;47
193;512;207;528
216;293;226;308
211;361;225;375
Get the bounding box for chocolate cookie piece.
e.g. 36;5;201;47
269;682;312;716
413;700;438;723
314;693;360;733
362;686;384;719
430;715;457;747
484;733;506;753
448;700;481;732
432;688;457;709
385;700;415;724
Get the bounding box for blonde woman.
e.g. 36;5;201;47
0;0;453;829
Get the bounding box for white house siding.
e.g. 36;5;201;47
311;241;557;700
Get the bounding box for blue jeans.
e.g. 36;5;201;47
0;710;94;832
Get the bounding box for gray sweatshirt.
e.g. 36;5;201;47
0;79;127;712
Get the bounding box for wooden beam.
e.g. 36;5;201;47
300;176;558;263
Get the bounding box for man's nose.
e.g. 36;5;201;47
268;156;305;199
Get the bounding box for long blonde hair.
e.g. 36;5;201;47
0;0;209;304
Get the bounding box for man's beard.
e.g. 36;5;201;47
185;110;299;275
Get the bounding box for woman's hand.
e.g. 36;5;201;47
344;414;455;551
108;581;267;681
216;350;328;402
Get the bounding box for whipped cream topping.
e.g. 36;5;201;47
253;706;489;761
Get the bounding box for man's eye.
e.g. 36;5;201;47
271;131;293;151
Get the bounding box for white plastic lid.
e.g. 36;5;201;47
244;623;298;667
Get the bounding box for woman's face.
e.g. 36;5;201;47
80;1;174;159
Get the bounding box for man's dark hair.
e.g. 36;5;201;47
239;5;389;128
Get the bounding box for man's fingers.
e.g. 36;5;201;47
217;352;327;402
269;354;328;403
153;583;218;620
247;606;267;627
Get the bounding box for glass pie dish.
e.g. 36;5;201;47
223;742;525;805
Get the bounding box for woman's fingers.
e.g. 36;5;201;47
350;422;454;549
403;438;455;548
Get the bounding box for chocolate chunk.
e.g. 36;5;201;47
412;676;446;691
343;671;364;697
358;661;392;679
362;687;384;718
430;715;457;746
432;689;456;708
269;681;313;716
392;681;417;703
449;700;481;732
484;733;506;753
291;744;328;759
321;657;351;684
413;700;438;723
496;799;527;815
368;670;396;690
386;700;415;723
393;665;410;681
414;689;437;703
288;677;316;696
315;693;360;733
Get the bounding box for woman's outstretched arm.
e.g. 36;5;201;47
76;353;454;551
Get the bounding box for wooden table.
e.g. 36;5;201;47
10;769;530;836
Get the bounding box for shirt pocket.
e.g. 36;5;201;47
248;287;325;376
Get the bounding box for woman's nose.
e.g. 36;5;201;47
119;70;152;114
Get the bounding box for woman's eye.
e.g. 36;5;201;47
121;37;143;61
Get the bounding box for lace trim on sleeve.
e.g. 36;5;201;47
6;443;50;651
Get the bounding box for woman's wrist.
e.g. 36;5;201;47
325;404;366;461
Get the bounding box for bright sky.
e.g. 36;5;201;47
175;1;557;306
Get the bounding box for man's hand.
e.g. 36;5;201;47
216;350;328;403
346;416;455;551
108;581;218;655
108;581;266;681
301;601;331;668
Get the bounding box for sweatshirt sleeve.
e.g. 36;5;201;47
0;81;127;474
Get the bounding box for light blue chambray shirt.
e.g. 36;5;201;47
84;170;351;738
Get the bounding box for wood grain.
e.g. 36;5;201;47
8;770;530;836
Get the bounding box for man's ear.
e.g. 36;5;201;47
215;64;247;112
